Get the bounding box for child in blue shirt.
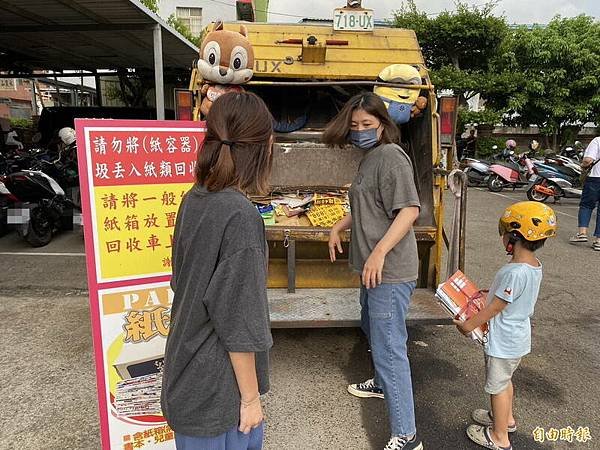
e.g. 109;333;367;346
455;201;557;450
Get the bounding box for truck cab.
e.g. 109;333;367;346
190;15;458;327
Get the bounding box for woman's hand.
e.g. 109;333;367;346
239;397;264;434
328;227;343;262
362;248;385;289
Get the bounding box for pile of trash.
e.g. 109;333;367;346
251;190;350;228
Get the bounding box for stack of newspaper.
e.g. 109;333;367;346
114;372;163;417
435;270;488;344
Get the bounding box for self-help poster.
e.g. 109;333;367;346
75;119;206;450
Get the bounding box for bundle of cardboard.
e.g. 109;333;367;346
435;270;489;344
114;372;163;417
251;190;350;228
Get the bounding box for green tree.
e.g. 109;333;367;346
392;0;509;105
498;16;600;149
167;14;205;47
140;0;159;14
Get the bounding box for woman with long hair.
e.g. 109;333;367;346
161;91;274;450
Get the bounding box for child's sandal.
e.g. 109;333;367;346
472;409;517;432
467;425;513;450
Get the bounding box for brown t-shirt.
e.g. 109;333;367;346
348;143;421;283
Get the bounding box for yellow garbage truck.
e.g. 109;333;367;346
187;10;463;328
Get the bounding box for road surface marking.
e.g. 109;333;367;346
0;252;85;256
484;191;578;219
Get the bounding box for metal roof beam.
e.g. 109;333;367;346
0;24;155;33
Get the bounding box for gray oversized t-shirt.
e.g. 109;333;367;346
161;185;272;437
348;143;421;283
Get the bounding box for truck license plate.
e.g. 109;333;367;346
333;8;374;31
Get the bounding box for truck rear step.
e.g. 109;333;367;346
268;288;450;328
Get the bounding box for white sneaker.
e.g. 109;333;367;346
570;233;588;243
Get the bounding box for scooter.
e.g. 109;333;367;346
3;166;75;247
460;157;490;186
526;164;582;203
487;153;536;192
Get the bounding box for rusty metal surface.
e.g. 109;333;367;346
265;226;437;242
268;288;452;328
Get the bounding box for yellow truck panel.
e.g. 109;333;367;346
220;22;426;80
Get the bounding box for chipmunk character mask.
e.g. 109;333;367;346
197;21;255;116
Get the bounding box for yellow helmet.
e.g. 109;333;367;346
499;201;557;241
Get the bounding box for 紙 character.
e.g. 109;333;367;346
144;161;157;178
104;216;121;232
150;137;163;153
123;306;170;343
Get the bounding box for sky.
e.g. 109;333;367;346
266;0;599;25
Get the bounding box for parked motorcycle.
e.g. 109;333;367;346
460;157;490;187
526;162;582;203
487;152;536;192
3;166;75;247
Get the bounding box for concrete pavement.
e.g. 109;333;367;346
0;189;598;449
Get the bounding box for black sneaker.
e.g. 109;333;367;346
384;434;423;450
347;378;384;399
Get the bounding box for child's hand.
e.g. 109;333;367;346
453;319;473;336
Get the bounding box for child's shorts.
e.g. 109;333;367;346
175;422;264;450
484;355;521;395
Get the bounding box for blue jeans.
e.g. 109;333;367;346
360;281;417;437
175;423;264;450
578;177;600;237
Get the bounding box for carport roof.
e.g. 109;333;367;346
0;0;199;73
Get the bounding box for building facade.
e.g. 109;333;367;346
158;0;235;32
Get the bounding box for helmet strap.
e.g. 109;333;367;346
506;232;520;255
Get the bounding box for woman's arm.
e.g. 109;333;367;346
229;352;264;434
362;206;420;288
328;213;352;262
